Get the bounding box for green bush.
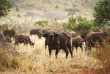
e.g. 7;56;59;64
73;19;93;36
63;16;77;31
0;24;8;28
63;16;94;36
34;20;48;27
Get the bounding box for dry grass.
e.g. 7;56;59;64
0;35;101;73
0;34;108;73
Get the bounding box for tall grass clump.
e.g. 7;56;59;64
0;49;36;72
92;38;110;73
0;49;21;71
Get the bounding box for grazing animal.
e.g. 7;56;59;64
3;29;16;38
15;35;34;46
30;29;41;39
41;31;73;58
30;29;48;39
66;31;78;38
84;32;108;50
72;37;83;52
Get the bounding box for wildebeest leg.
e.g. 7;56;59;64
49;48;52;58
76;46;78;52
45;38;47;49
68;47;73;58
55;49;58;58
80;43;83;52
64;48;68;59
85;41;89;51
15;40;19;46
89;45;92;50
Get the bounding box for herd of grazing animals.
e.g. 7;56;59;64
1;28;110;58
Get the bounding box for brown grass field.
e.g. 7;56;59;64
0;34;108;74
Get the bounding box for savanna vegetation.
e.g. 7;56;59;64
0;0;110;74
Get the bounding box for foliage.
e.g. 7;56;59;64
0;24;8;28
49;68;54;72
0;0;11;17
34;20;48;27
94;0;110;28
63;15;93;36
73;19;93;36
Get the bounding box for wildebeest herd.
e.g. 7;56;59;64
0;28;110;58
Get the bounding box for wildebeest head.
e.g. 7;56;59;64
41;30;60;38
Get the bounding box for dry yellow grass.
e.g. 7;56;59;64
0;35;101;74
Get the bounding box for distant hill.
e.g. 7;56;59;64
0;0;98;25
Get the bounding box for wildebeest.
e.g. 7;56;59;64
72;37;83;52
41;31;73;58
15;35;34;46
84;32;109;50
3;29;16;38
30;29;48;39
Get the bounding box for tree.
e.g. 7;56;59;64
0;0;11;17
94;0;110;28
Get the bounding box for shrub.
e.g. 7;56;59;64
34;20;48;27
63;15;94;36
0;24;8;29
73;18;93;36
63;16;77;31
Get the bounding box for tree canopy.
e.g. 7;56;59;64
94;0;110;28
0;0;11;17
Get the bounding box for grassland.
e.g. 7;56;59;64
0;34;104;74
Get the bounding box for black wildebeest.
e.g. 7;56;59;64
41;31;73;58
3;29;16;38
72;37;83;52
15;35;34;46
30;29;48;39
